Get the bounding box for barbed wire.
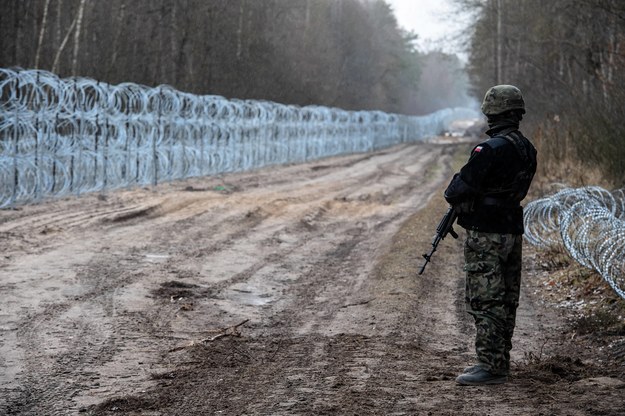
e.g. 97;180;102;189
0;68;478;208
524;186;625;300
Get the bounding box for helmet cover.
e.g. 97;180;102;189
481;85;525;116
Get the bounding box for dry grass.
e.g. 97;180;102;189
532;246;625;337
530;120;618;194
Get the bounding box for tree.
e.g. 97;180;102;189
458;0;625;184
0;0;432;116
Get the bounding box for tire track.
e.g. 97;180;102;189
1;142;462;414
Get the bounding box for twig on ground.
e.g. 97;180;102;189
340;298;376;308
168;319;250;352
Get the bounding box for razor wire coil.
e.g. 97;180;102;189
1;68;478;208
524;186;625;300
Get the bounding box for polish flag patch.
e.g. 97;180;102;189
474;146;483;153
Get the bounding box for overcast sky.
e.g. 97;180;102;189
385;0;466;56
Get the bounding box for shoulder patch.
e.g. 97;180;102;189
474;146;483;153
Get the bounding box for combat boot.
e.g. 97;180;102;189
462;364;483;374
455;368;507;385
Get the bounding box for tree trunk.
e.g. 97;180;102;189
35;0;52;68
52;13;78;74
108;1;126;79
55;0;63;50
496;0;502;83
14;0;21;65
71;0;87;76
170;1;178;84
237;0;245;61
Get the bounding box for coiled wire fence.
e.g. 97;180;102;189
524;186;625;300
0;68;478;208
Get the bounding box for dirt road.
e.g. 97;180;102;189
1;141;623;415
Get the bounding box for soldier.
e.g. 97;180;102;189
444;85;537;385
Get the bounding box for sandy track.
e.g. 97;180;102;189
1;141;623;415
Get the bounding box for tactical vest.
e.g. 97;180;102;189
487;128;537;203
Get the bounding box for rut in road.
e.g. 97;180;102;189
0;143;461;414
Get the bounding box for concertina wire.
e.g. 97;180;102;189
524;186;625;300
1;68;477;208
1;69;623;300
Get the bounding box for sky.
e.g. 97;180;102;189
385;0;466;57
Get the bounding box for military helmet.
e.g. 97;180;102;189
481;84;525;116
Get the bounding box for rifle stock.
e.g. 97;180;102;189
418;206;459;275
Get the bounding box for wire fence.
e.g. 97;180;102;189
0;68;478;208
524;186;625;300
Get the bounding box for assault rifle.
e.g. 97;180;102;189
418;206;459;275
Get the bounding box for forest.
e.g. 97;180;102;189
0;0;470;115
2;0;624;184
460;0;625;185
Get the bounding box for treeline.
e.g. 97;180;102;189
0;0;456;115
460;0;625;185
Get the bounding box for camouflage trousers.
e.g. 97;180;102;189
464;229;522;376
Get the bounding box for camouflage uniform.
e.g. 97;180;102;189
464;230;522;375
444;85;537;382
